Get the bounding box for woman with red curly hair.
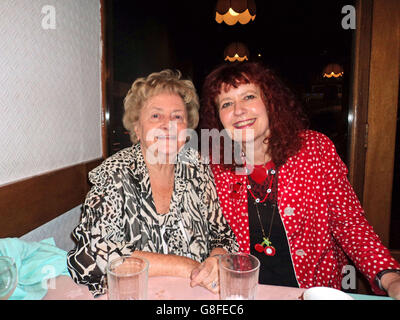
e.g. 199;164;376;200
201;62;400;298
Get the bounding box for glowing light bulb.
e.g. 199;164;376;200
228;8;239;16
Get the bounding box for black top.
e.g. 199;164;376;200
247;174;298;287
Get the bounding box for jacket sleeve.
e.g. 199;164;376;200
319;133;400;294
67;173;137;297
200;165;239;254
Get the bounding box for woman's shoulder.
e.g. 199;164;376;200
300;129;333;144
299;130;338;154
209;163;238;181
209;163;226;174
178;147;238;184
88;145;138;186
286;130;344;170
178;146;213;177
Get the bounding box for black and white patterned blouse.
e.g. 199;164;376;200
67;143;239;296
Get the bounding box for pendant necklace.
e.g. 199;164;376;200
253;201;277;256
247;164;277;256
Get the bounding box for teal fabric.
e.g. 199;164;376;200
349;293;394;300
0;237;69;300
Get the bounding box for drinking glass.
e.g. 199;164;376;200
107;256;149;300
219;253;260;300
0;256;18;300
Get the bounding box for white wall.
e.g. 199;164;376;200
0;0;102;187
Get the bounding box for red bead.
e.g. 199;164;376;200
254;243;264;252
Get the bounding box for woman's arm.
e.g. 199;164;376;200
132;250;200;278
68;185;201;295
67;180;136;297
201;165;239;253
319;133;400;296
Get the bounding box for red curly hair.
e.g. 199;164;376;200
200;62;308;169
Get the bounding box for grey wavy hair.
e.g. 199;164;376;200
122;69;200;143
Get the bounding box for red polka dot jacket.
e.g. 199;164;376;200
211;130;400;294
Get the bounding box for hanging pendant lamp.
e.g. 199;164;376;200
224;42;250;62
216;0;256;26
323;63;344;78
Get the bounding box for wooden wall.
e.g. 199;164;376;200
349;0;400;294
0;159;103;238
349;0;400;247
361;0;400;247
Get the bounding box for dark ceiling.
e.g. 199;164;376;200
111;0;354;94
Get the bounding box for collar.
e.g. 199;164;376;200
89;142;204;193
129;143;201;181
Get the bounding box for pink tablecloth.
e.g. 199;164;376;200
43;275;305;300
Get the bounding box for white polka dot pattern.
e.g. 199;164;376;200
211;130;400;294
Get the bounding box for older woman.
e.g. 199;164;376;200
200;62;400;299
67;69;238;297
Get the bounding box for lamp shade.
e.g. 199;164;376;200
216;0;256;26
224;42;249;62
323;63;344;78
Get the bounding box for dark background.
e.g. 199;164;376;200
112;0;353;90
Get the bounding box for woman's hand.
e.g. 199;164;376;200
189;248;227;294
190;255;220;294
382;272;400;300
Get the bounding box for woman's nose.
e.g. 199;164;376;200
160;119;177;133
233;101;245;115
159;118;170;129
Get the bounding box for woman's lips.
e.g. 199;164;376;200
233;118;256;129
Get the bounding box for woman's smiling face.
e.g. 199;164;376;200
134;92;188;162
217;83;270;146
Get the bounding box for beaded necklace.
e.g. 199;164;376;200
247;163;277;256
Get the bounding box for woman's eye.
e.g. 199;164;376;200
221;102;232;109
174;115;183;120
244;94;256;100
151;113;160;119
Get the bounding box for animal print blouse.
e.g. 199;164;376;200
67;143;238;296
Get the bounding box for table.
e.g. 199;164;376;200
42;275;394;300
40;276;395;320
43;275;305;300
